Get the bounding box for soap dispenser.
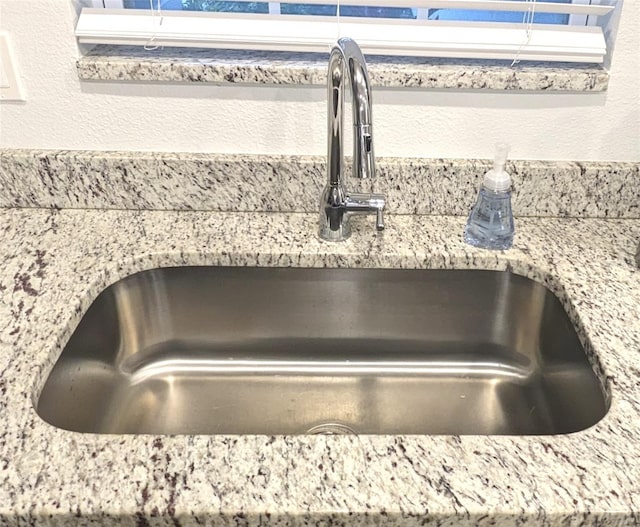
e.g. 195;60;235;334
464;143;515;250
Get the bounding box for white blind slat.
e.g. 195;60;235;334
76;10;608;63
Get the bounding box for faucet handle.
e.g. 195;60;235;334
346;193;386;233
376;207;385;231
371;193;385;231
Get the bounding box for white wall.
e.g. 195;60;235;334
0;0;638;161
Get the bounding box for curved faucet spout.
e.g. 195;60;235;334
319;37;386;242
327;37;375;185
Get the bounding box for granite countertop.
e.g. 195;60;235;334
77;45;610;91
1;207;639;525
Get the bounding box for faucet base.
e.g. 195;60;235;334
319;184;352;242
318;187;385;242
319;218;352;242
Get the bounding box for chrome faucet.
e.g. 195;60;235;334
319;37;386;242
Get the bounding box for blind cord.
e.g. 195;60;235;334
144;0;163;51
511;0;537;67
336;0;341;43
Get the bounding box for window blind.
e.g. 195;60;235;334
76;0;616;63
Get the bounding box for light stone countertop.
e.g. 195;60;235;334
77;46;610;91
2;150;638;218
0;207;639;525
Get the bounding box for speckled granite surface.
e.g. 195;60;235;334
77;45;610;91
0;208;639;525
1;150;638;217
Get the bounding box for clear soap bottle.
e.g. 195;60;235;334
464;143;515;250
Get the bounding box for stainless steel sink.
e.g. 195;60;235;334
36;267;608;435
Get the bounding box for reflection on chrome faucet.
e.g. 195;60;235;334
319;37;386;242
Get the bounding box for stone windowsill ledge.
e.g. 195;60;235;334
77;45;610;91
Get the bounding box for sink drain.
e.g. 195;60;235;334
306;423;358;435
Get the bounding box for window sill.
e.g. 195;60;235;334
77;45;609;92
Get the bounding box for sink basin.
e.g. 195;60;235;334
37;267;608;435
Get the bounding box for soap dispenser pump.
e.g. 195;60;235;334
464;143;515;250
